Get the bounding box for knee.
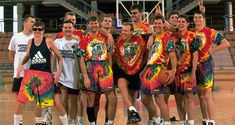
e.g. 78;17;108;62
141;95;149;105
107;93;117;105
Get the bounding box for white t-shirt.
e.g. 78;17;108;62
54;37;81;89
8;32;34;78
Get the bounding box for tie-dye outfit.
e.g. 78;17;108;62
114;35;146;91
195;27;224;88
172;31;199;94
79;32;114;93
133;22;150;35
140;32;175;95
18;69;54;108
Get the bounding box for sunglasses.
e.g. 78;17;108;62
131;11;139;15
32;28;44;31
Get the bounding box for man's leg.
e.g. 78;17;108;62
54;94;68;125
154;94;170;124
174;93;186;123
77;92;84;125
14;102;24;125
61;86;69;114
204;88;216;124
86;93;96;125
183;93;195;125
197;88;209;125
105;91;117;125
94;93;101;120
141;94;162;125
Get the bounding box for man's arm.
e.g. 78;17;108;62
209;39;230;55
8;50;15;63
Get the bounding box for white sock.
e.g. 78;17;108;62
59;114;68;125
14;114;22;125
108;120;114;125
188;120;194;125
90;121;95;125
69;118;76;125
77;116;83;123
105;122;109;125
35;117;44;123
164;121;171;125
152;116;162;124
128;106;137;112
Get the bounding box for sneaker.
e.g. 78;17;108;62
19;120;23;125
153;117;163;125
202;120;207;125
44;110;52;125
35;122;47;125
208;121;215;125
170;116;176;121
128;110;141;123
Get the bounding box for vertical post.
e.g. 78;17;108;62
166;0;172;14
116;0;119;20
225;0;234;31
30;5;38;17
161;0;165;17
17;3;24;32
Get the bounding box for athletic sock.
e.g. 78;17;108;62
86;107;96;122
59;114;68;125
188;120;195;125
107;120;114;125
14;114;22;125
128;106;137;112
77;116;83;125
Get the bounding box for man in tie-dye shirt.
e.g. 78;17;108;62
114;22;145;124
194;10;230;125
130;4;153;35
172;14;199;125
79;16;116;125
140;15;177;125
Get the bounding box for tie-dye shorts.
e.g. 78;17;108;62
175;68;197;94
140;64;166;95
18;69;54;108
197;57;214;89
81;61;114;93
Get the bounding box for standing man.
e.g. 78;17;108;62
16;21;68;125
52;20;83;125
54;11;84;125
115;22;146;124
194;10;230;125
173;14;199;125
94;15;117;125
79;16;116;125
140;15;177;125
130;4;153;35
8;15;35;125
56;12;84;40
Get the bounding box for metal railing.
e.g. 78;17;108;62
223;15;235;31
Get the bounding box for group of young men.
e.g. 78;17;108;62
9;2;230;125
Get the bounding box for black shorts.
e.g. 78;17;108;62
55;83;80;95
12;78;23;92
113;64;141;91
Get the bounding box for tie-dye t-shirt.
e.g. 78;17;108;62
194;27;224;62
79;32;110;61
147;32;175;65
133;22;150;35
172;31;199;72
56;29;84;41
115;35;146;75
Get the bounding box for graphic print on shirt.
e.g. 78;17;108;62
31;51;47;64
59;43;77;59
18;44;27;52
122;42;139;66
88;39;108;61
148;39;163;65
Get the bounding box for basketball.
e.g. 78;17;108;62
158;70;169;85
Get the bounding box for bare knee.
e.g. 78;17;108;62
107;92;117;105
141;95;149;105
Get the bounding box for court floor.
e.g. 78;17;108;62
0;84;235;125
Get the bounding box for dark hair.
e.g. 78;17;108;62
33;21;45;29
154;15;165;23
178;14;189;23
167;11;179;19
23;14;35;22
194;10;205;18
64;12;76;19
89;16;99;22
63;20;74;26
122;22;134;31
130;4;142;12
